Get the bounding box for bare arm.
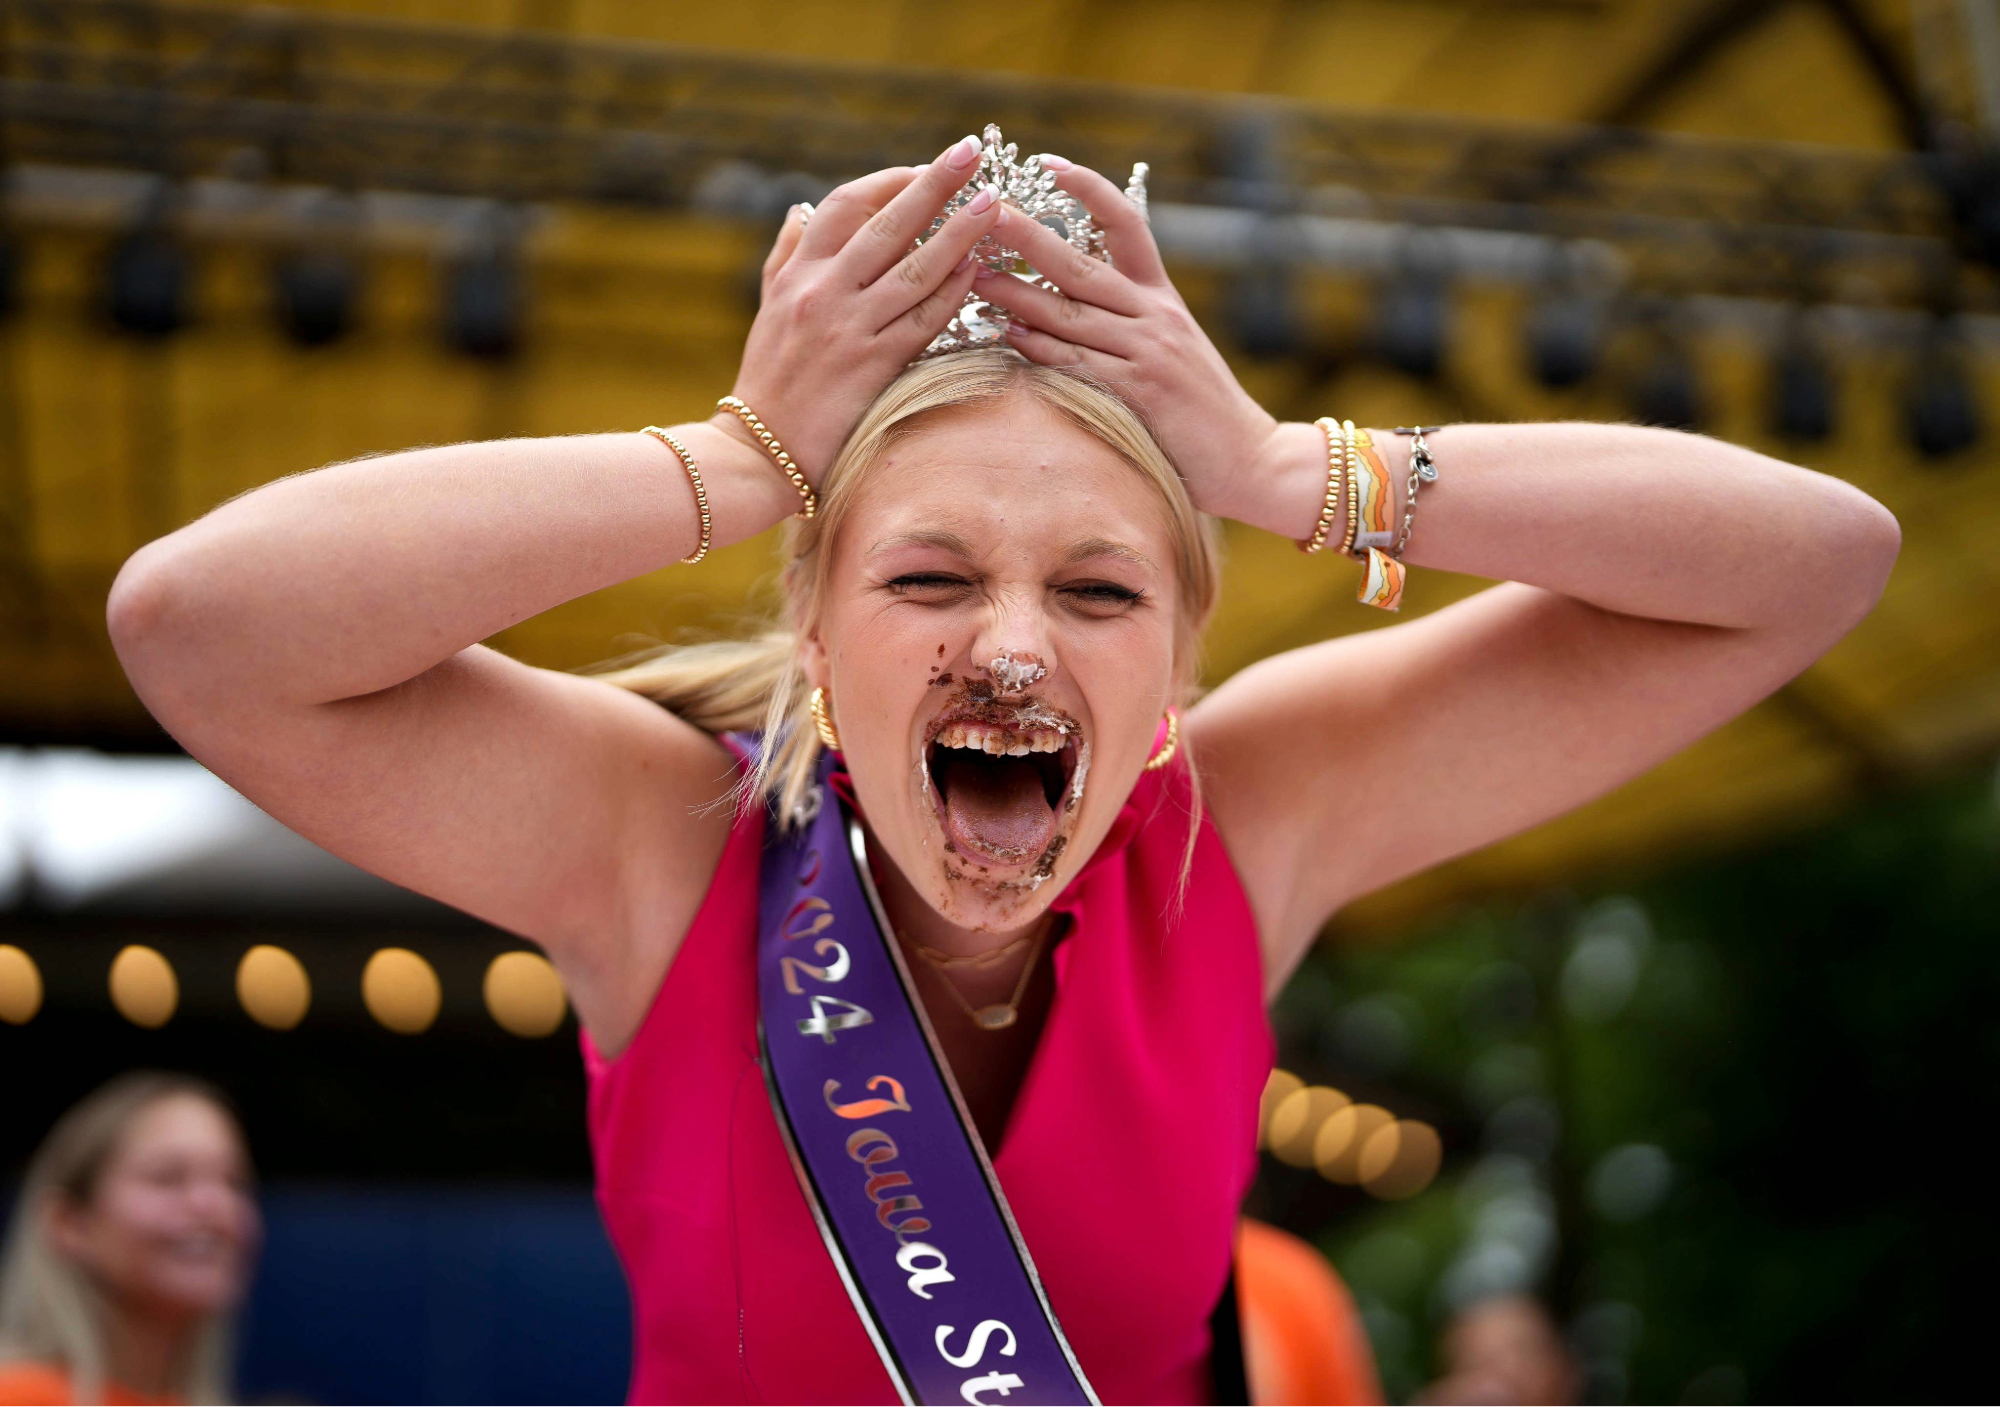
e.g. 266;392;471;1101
987;164;1899;997
109;143;1003;1051
1190;422;1900;993
109;426;792;1049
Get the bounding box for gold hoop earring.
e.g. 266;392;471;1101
809;686;842;752
1142;708;1179;772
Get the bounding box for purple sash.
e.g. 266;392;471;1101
756;751;1098;1407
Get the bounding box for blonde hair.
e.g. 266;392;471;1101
593;348;1222;829
0;1073;244;1405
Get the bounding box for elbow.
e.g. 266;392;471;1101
106;539;195;689
1814;484;1901;631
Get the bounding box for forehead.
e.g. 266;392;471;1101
843;396;1171;560
116;1095;241;1163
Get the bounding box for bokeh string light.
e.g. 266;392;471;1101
1259;1068;1444;1200
109;944;178;1028
483;950;568;1038
0;941;575;1039
0;944;43;1025
237;944;312;1031
362;947;442;1035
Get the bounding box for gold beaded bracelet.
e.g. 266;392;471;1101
1300;417;1345;553
716;395;818;520
1336;419;1362;558
641;426;710;565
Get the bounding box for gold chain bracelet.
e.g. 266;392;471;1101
716;396;818;520
641;427;710;565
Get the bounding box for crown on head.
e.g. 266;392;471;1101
916;124;1150;360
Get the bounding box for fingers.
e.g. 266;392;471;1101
1041;158;1170;287
839;133;988;286
869;187;1003;329
996;206;1145;316
761;204;809;294
795;167;922;262
972;268;1139;356
881;257;984;360
1001;321;1124;378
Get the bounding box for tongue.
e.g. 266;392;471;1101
941;755;1059;862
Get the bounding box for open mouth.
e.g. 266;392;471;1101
924;711;1084;868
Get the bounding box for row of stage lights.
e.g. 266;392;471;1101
0;224;522;359
0;941;569;1039
1258;1068;1443;1203
1257;279;1987;461
5;219;1981;462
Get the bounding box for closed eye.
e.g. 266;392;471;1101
1061;582;1146;607
884;572;974;595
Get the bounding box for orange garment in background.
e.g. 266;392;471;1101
1237;1217;1385;1406
0;1361;177;1406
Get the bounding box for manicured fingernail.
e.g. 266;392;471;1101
955;252;974;272
946;134;981;169
973;266;997;280
965;186;995;214
1038;153;1073;171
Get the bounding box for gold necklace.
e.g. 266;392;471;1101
914;926;1050;1032
910;932;1033;969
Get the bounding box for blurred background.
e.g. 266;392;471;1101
2;0;1998;1401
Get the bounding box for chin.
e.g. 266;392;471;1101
892;680;1098;930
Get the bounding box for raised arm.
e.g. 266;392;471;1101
1191;422;1898;988
990;162;1899;994
107;142;1003;1050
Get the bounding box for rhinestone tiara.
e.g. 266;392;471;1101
916;124;1150;360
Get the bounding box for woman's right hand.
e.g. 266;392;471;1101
722;135;1003;482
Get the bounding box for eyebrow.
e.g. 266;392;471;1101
1062;537;1156;570
868;529;976;557
867;531;1157;572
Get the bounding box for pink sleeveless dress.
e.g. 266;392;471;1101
581;752;1275;1405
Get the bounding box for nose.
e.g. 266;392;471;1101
972;590;1057;695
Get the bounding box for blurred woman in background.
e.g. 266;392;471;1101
0;1074;262;1406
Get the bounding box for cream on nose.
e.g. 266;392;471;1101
986;649;1049;695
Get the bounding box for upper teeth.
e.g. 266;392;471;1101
936;722;1066;756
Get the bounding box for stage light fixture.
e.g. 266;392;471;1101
106;231;188;337
1376;277;1448;378
275;249;359;347
1226;264;1300;359
1631;347;1701;430
1525;294;1604;389
1905;354;1981;460
444;248;521;359
1942;148;2000;271
1770;341;1836;442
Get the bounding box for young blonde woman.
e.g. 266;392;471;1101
106;131;1898;1405
0;1075;261;1405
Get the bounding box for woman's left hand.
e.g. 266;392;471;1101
982;163;1309;536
